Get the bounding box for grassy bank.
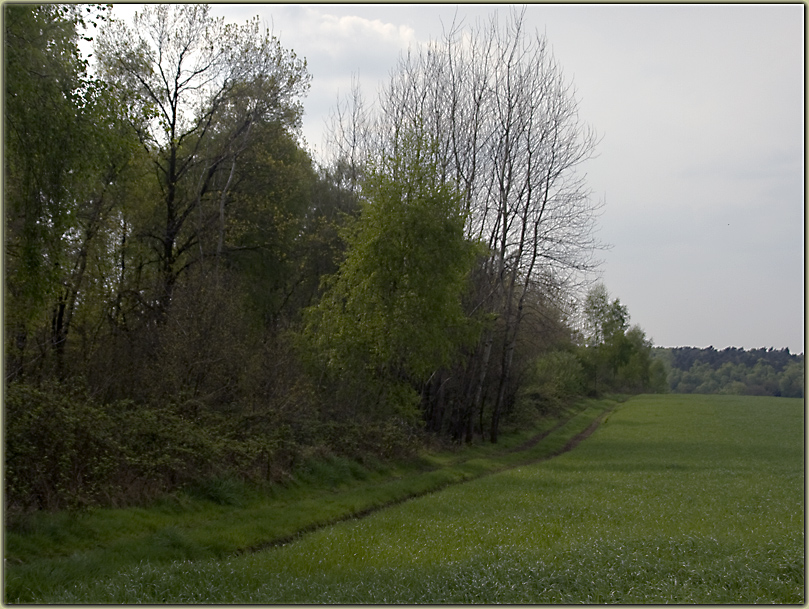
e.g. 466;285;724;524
12;394;801;604
4;397;617;603
10;394;802;603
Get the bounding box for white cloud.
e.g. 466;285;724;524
231;5;427;155
318;13;417;47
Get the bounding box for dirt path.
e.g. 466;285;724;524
508;403;615;459
242;404;617;555
502;405;616;472
506;417;571;453
558;407;613;453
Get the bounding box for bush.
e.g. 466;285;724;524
318;418;421;461
185;476;254;507
5;381;280;513
5;381;122;512
518;351;585;417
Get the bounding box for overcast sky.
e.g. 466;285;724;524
110;3;805;353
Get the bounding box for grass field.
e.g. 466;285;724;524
6;394;804;603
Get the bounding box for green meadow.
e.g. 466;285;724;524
6;394;804;603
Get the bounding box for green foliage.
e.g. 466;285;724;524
225;123;345;324
5;378;297;514
4;5;352;515
303;132;482;422
4;400;609;602
778;360;805;398
667;354;804;397
518;350;585;417
93;3;312;313
317;419;422;461
4;380;122;512
2;3;609;516
578;283;662;395
647;358;669;393
4;3;136;380
612;325;655;392
185;477;255;508
582;283;628;346
666;345;799;372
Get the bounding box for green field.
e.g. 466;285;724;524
6;394;804;603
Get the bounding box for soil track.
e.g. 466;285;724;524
242;404;617;555
507;417;570;453
558;407;613;453
508;403;615;459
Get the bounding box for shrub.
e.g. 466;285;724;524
5;381;278;513
518;351;586;417
5;380;122;512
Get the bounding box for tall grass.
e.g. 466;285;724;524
11;395;803;603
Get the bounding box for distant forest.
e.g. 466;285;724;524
654;346;804;398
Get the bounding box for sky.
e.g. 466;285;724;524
108;3;805;353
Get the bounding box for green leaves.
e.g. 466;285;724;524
579;283;661;395
582;283;628;347
304;133;482;419
4;3;138;373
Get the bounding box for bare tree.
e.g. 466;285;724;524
330;8;603;441
324;74;375;194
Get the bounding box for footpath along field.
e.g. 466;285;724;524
10;394;805;603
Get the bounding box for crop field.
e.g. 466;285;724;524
10;394;804;603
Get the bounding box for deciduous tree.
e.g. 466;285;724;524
96;4;310;315
4;3;136;380
304;132;480;425
328;8;602;441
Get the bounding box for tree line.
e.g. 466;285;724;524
656;346;804;398
4;4;662;514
